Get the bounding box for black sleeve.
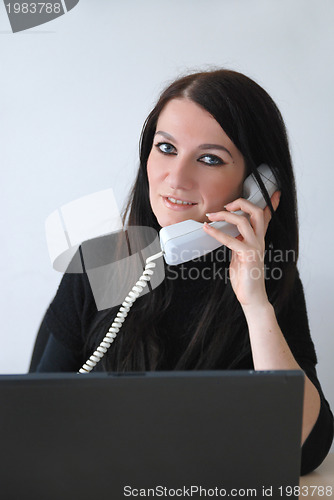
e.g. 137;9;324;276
35;333;83;372
300;365;334;475
277;271;334;475
45;271;96;351
30;270;97;372
29;315;52;372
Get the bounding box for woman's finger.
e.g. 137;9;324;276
215;189;281;237
206;210;258;245
203;221;247;254
221;199;265;237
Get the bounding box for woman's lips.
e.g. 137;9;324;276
162;196;198;211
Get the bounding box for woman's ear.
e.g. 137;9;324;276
263;190;281;232
271;190;281;212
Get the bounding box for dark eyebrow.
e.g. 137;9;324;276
199;144;233;159
154;131;233;159
155;131;176;141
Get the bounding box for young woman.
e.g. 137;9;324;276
31;69;333;474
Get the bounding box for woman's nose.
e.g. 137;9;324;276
165;157;194;191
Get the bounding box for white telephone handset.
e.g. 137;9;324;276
160;164;279;265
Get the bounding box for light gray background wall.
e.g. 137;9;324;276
1;0;333;442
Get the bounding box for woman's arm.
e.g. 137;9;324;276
241;300;320;444
203;191;321;444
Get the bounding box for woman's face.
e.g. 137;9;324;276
147;98;246;227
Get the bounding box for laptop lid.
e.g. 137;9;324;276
0;370;304;500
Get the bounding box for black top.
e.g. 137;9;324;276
32;258;334;476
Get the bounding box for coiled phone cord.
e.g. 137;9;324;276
78;250;164;374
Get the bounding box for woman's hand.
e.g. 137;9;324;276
203;190;281;308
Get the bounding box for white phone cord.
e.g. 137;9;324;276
78;250;164;374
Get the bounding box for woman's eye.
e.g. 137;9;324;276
198;154;225;166
155;142;177;155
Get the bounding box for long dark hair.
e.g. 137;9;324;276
85;69;299;372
